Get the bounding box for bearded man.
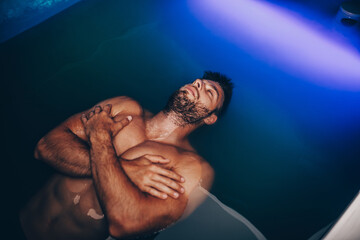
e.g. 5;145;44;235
20;71;233;240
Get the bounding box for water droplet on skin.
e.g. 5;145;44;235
73;194;80;205
87;208;104;220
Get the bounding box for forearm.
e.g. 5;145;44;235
89;134;175;237
35;127;91;177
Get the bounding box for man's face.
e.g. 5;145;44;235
164;79;225;126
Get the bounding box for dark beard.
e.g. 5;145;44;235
163;89;211;126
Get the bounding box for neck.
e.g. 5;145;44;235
145;110;200;144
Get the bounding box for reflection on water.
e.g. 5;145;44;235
104;185;267;240
0;0;81;43
156;186;267;240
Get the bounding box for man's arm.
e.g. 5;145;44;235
36;98;186;199
34;96;135;176
35;112;91;176
83;108;187;238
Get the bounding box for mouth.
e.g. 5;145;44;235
185;86;197;98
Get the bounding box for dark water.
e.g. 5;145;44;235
1;0;360;239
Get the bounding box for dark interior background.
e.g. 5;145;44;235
1;0;359;239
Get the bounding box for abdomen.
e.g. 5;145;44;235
20;174;108;240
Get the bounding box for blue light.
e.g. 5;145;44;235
188;0;360;91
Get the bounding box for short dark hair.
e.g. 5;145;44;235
202;71;234;118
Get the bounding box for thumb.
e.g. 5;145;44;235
112;116;132;137
144;154;170;164
81;114;87;125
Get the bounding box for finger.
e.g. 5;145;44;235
81;114;87;125
113;115;132;123
152;174;185;195
87;110;94;119
153;167;185;183
143;186;168;200
150;181;180;199
113;114;124;122
112;116;132;137
103;104;112;114
144;154;170;164
94;105;102;114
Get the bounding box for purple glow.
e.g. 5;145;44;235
188;0;360;91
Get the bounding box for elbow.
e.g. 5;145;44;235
34;137;46;160
108;216;136;239
107;212;166;238
34;144;40;159
108;221;126;239
108;212;177;238
107;209;136;238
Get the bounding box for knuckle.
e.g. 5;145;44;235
166;170;174;177
153;192;160;198
171;182;179;189
139;159;147;165
152;155;160;160
156;183;165;190
168;180;177;188
163;189;171;195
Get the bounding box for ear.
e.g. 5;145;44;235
203;113;218;125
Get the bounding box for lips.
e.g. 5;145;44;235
185;86;197;98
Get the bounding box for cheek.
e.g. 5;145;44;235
206;98;217;110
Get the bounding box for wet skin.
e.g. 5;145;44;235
21;79;222;239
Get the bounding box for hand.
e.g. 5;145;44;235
121;154;185;200
81;104;132;139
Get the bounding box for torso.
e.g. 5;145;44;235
20;97;212;240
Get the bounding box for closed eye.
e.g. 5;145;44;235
205;81;219;102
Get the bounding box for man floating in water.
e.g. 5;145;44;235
20;71;233;240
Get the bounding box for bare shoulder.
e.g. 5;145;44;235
199;160;215;191
175;152;214;219
63;96;143;140
95;96;143;116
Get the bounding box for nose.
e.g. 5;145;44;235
193;79;202;90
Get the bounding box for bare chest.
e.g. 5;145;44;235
120;141;203;197
112;115;147;156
